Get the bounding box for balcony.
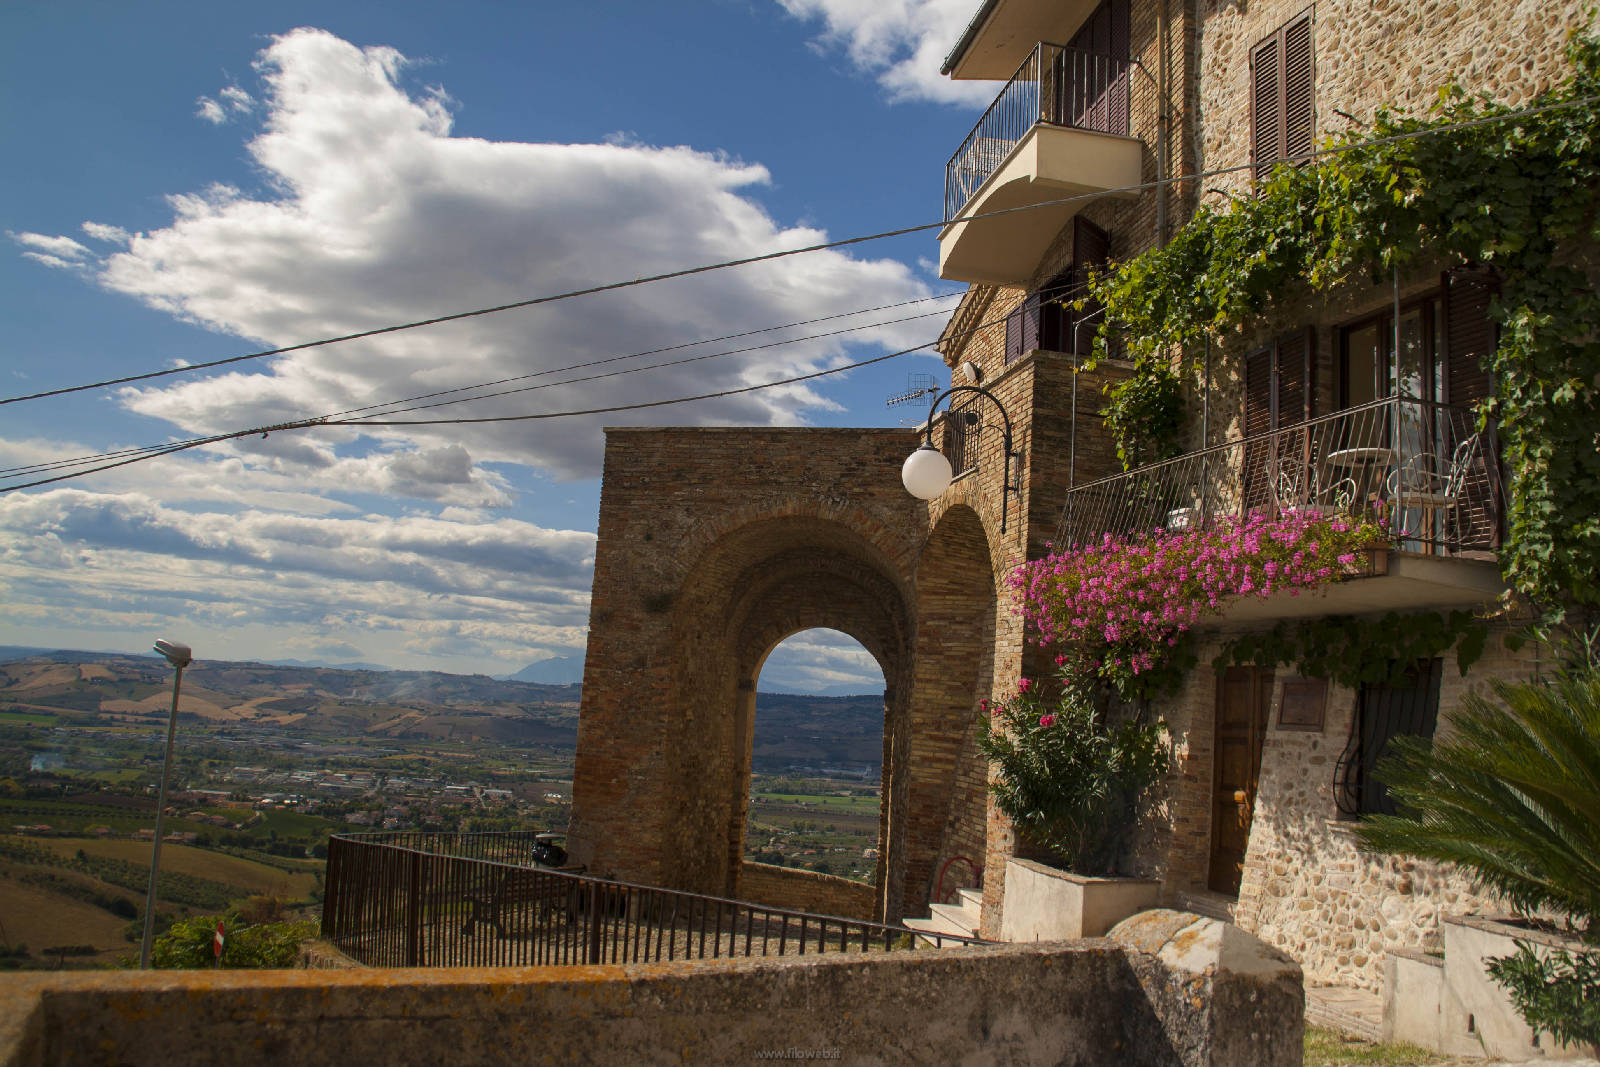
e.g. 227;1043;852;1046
1058;397;1508;624
939;42;1146;285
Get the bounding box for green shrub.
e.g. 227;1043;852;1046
978;669;1168;875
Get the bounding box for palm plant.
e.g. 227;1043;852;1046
1354;635;1600;1047
1353;649;1600;928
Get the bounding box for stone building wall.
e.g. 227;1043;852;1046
1125;618;1550;991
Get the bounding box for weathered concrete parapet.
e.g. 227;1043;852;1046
1;933;1304;1067
1109;909;1305;1067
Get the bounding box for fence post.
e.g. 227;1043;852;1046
405;849;423;967
586;882;602;964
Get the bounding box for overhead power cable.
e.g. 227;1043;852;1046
0;298;1035;493
0;295;967;478
2;92;1591;409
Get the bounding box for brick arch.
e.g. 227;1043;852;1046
898;503;998;918
569;427;1013;922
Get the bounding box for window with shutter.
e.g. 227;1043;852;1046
1251;9;1315;180
1004;219;1111;363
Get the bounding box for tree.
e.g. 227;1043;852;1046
1355;634;1600;1047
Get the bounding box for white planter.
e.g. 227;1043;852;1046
999;857;1160;941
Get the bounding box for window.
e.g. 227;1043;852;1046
1335;658;1442;817
1004;217;1111;363
1251;10;1315;180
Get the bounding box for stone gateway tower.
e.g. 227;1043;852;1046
567;352;1127;926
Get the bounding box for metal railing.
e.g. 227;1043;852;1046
947;392;985;476
1058;397;1502;554
321;831;984;968
945;43;1139;221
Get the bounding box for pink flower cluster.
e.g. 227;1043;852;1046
1010;510;1385;672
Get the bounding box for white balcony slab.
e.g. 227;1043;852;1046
938;123;1143;285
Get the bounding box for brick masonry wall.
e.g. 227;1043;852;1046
736;862;877;921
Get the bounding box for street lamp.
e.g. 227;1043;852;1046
901;384;1020;533
140;638;191;970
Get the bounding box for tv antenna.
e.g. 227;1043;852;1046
885;372;938;408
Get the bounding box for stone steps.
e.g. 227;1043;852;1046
905;888;982;948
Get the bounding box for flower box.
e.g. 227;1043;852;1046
998;857;1160;941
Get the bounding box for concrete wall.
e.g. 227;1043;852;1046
0;920;1304;1067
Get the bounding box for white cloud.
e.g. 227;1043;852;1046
219;85;255;113
81;221;132;245
10;231;92;258
34;27;935;483
778;0;998;105
760;628;885;693
0;487;595;669
195;97;228;124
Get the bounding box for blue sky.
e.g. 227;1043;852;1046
1;0;992;691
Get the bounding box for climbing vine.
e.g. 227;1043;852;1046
1084;30;1600;619
1214;610;1490;690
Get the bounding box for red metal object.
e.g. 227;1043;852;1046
934;855;983;907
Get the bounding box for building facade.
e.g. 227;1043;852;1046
569;0;1591;999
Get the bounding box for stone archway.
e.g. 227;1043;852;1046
899;504;998;918
568;428;927;920
568;427;1011;924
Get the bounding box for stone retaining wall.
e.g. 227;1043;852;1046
736;862;877;921
0;917;1304;1067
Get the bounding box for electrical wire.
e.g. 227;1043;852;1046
0;295;968;478
3;91;1591;409
0;298;1036;493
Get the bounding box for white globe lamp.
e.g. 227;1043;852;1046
901;443;953;501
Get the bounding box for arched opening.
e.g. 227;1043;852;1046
742;629;886;889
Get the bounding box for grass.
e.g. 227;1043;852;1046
0;877;133;962
34;839;316;899
1304;1027;1447;1066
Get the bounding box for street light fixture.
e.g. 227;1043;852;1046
900;384;1020;533
140;638;191;970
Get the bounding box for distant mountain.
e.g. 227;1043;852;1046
504;655;585;685
267;657;397;672
1;649;883;766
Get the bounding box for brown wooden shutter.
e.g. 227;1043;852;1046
1282;15;1315;161
1275;327;1315;428
1442;268;1501;546
1251;37;1282;179
1004;304;1023;364
1071;217;1111;355
1252;10;1314;179
1443;269;1497;407
1242;346;1275;512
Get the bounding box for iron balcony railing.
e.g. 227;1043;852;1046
321;831;983;968
1057;396;1503;554
945;43;1139;221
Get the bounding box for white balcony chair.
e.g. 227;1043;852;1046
1386;434;1481;509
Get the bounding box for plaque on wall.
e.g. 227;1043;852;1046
1278;677;1326;731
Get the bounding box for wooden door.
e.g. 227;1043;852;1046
1208;667;1273;895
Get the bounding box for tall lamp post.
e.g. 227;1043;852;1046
900;383;1020;533
140;638;192;970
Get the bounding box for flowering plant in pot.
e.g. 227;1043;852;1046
978;663;1169;877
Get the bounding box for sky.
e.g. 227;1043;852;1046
0;0;996;693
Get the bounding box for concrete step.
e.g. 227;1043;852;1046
928;901;981;938
902;916;977;949
955;887;983;910
1176;889;1237;924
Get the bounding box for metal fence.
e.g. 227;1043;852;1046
945;43;1138;221
321;831;983;968
1057;396;1502;553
